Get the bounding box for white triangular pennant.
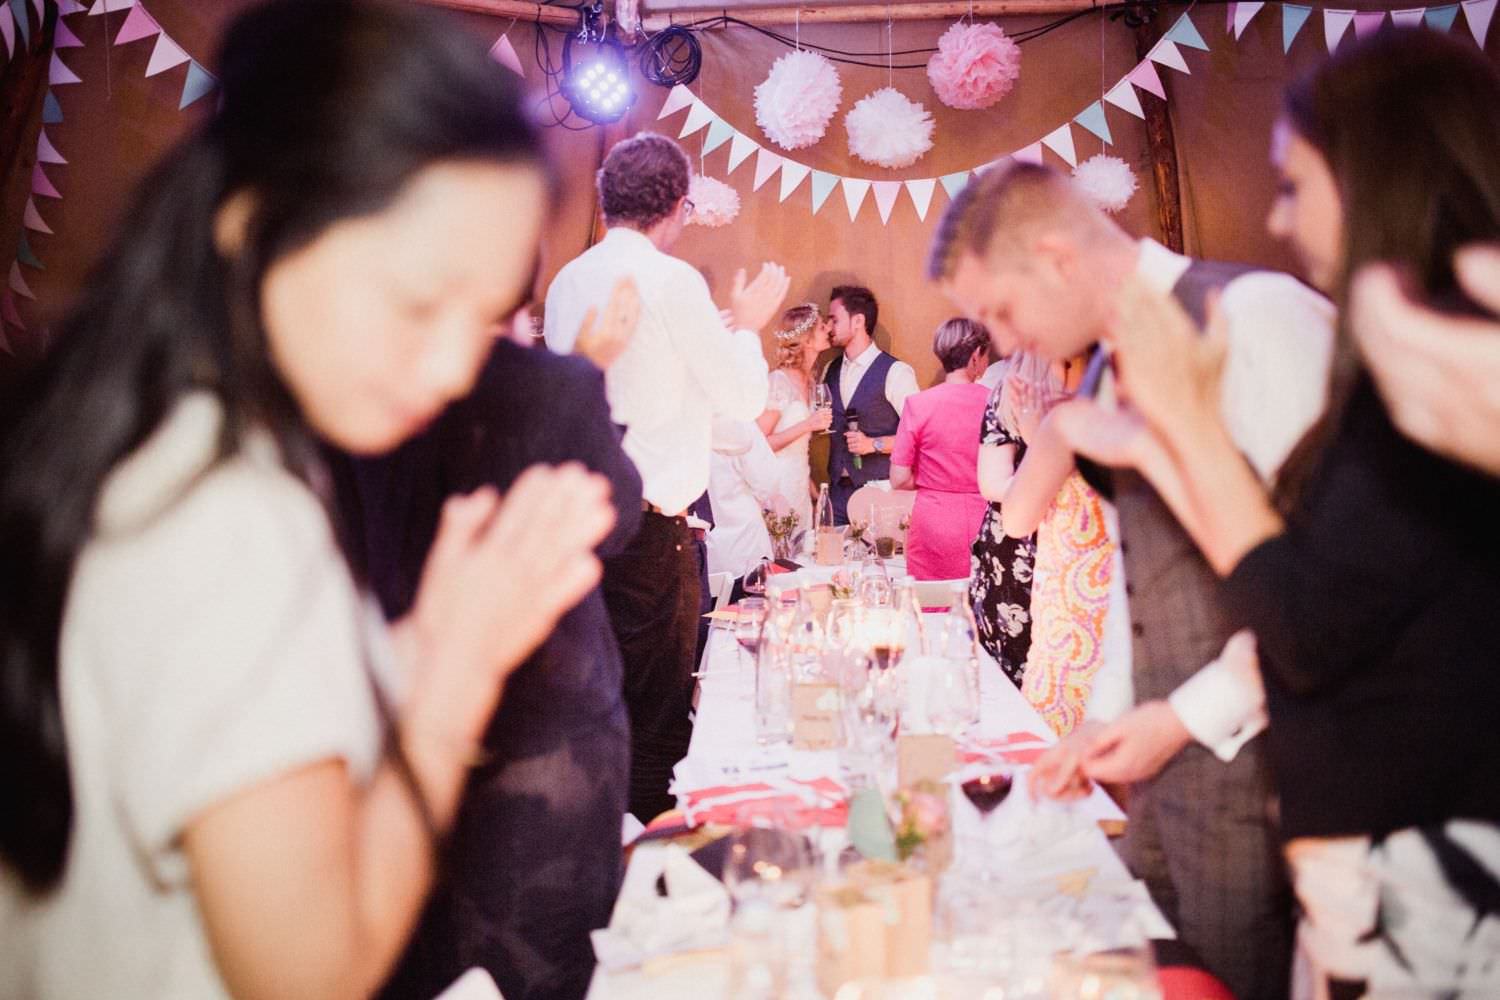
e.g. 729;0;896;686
144;31;189;76
656;84;695;119
905;179;937;222
36;129;66;165
677;100;715;139
1464;0;1496;45
1012;143;1044;166
1234;1;1266;37
1391;7;1428;26
751;148;783;191
1104;80;1144;119
842;178;871;222
1148;40;1191;74
23;199;52;235
726;131;757;174
1323;9;1355;50
87;0;135;12
871;181;901;224
1041;124;1078;168
778;160;811;202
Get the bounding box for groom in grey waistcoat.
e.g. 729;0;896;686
927;162;1335;1000
822;285;919;525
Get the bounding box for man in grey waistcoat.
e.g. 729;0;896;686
928;162;1334;1000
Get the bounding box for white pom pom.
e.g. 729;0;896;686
687;174;740;228
1072;154;1139;214
844;87;935;169
754;50;843;151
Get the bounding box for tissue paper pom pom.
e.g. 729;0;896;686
845;88;935;169
1072;154;1138;214
688;174;740;227
926;22;1021;111
754;49;843;151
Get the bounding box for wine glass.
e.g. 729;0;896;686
734;596;767;672
721;826;815;911
743;557;771;598
925;656;977;738
810;383;832;433
957;763;1014;876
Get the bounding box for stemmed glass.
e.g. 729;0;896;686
957;763;1015;877
733;596;767;672
810;383;832;433
721;826;815;911
743;557;771;599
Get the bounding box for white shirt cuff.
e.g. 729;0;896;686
1166;630;1267;762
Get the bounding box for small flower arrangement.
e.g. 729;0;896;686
761;494;801;561
893;780;949;862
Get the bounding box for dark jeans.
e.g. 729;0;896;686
601;510;700;822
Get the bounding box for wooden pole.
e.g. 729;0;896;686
411;0;1106;27
1133;13;1184;252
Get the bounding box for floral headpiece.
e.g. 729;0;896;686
775;303;822;343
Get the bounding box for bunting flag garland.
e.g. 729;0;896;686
871;181;902;224
487;34;525;77
1283;4;1314;49
1353;9;1387;35
93;1;220;108
10;0;28;48
1425;4;1461;30
810;170;840;214
1323;8;1357;48
2;4;15;58
1231;2;1267;38
778;160;811;202
1074;101;1113;145
905;178;937;222
841;178;870;222
1465;0;1497;44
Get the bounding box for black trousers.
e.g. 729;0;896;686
601;510;700;822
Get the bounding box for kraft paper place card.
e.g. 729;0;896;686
792;682;843;751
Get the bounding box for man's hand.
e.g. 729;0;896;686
730;261;791;333
1030;721;1104;802
1081;700;1192;786
844;429;876;455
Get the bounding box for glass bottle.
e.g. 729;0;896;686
813;483;842;566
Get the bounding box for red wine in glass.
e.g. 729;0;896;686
736;635;762;657
961;774;1013;814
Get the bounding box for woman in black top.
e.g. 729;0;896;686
330;339;642;1000
1071;29;1500;996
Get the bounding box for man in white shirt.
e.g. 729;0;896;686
821;285;920;524
705;418;780;579
543;133;788;821
929;162;1332;1000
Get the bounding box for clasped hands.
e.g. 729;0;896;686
1028;700;1193;802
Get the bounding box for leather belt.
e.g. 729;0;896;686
642;499;687;518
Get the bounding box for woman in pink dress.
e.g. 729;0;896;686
890;319;992;580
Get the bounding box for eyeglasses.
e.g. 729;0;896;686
682;197;695;219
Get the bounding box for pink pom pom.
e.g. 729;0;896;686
754;50;843;151
687;174;740;228
926;21;1021;111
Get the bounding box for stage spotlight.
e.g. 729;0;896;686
563;25;635;125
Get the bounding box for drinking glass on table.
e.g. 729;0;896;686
722;826;816;910
957;762;1015;876
734;596;767;671
743;557;771;599
872;505;903;561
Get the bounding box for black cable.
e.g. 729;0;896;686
641;25;702;86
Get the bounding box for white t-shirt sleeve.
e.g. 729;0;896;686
100;460;378;881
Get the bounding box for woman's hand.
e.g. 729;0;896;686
1007;374;1046;443
1107;274;1228;437
804;406;833;434
403;464;614;693
730;262;791;333
575;277;641;370
1049;398;1154;470
1352;246;1500;476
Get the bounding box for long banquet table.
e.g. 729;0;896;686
585;595;1173;1000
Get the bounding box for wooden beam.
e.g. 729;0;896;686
1134;14;1184;253
410;0;582;26
645;0;1103;28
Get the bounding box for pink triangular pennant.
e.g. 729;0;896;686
88;0;135;13
10;262;36;301
778;160;811;202
905;179;937;222
49;54;82;85
656;84;695;119
1126;60;1167;100
726;131;757;174
1012;143;1044;166
488;35;525;77
54;17;84;47
36;130;66;165
145;31;190;76
1;291;24;333
58;0;88;14
1465;0;1496;45
842;178;871;221
871;181;901;224
751;148;783;192
1;6;14;59
1227;2;1237;33
677;100;715;139
1353;10;1387;36
1391;8;1427;26
1323;9;1355;50
32;164;61;199
1148;40;1190;75
1104;80;1144;119
23;199;52;235
1041;124;1078;168
1233;1;1265;37
114;3;158;45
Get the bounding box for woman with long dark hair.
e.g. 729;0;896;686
0;2;613;997
1075;29;1500;996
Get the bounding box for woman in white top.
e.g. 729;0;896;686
756;303;834;529
0;3;613;998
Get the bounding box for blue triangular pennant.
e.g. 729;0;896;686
17;233;43;271
1425;4;1460;29
1282;4;1313;50
810;170;839;214
702;117;734;156
1164;12;1209;50
42;91;63;124
179;61;217;110
10;0;29;47
939;171;970;199
1074;101;1113;145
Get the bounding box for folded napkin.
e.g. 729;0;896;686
590;846;730;970
676;776;848;830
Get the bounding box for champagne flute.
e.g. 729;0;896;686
810;383;832;433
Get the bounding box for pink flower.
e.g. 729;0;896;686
926;22;1022;111
909;792;948;835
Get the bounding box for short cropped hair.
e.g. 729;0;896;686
932;318;990;373
829;285;878;336
598;132;691;229
927;162;1090;281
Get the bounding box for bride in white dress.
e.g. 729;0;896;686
755;303;833;531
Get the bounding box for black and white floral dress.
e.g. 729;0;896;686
968;385;1037;687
